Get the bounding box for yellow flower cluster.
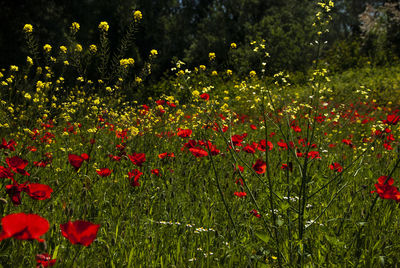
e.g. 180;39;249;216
209;52;216;61
134;10;143;22
98;21;109;32
75;44;83;52
150;49;158;56
43;44;52;53
70;22;80;33
120;58;135;67
23;24;33;33
26;56;33;66
230;43;237;49
89;44;97;53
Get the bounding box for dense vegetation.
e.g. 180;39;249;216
0;1;399;267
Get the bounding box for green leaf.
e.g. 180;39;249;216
255;232;270;244
127;248;134;267
52;245;60;260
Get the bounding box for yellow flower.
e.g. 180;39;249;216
24;93;32;100
10;65;19;72
75;44;83;52
23;24;33;33
211;70;218;76
226;69;232;76
249;70;256;77
70;22;80;33
43;44;52;53
209;52;216;61
60;46;67;53
89;44;97;53
134;10;143;22
150;49;158;56
63;60;69;66
120;58;135;67
230;43;237;49
135;77;142;83
192;90;200;97
98;21;109;32
199;65;206;71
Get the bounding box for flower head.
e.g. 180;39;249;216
134;10;143;22
128;153;146;166
36;253;56;267
23;24;33;33
252;159;267;174
150;49;158;56
209;52;216;61
98;21;109;32
89;44;97;53
70;22;80;33
0;213;49;242
60;220;100;246
43;44;52;53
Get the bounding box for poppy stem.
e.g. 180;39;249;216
69;247;83;267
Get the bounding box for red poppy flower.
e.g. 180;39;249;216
252;159;266;174
158;152;175;159
36;253;56;267
277;140;288;150
200;93;210;100
342;139;354;148
250;124;257;130
155;99;165;105
257;139;273;151
80;153;90;161
108;154;121;161
27;146;37;152
371;176;400;202
177;128;192;138
128;169;143;187
166;101;176;107
60;220;100;246
231;134;247;147
250;209;261;218
128;153;146;166
329;162;343;173
151;169;160;176
189;147;208;158
307;151;321;159
6;182;29;205
234;165;244;173
206;141;220;155
26;183;53;200
6;156;30;176
0;213;49;242
96;168;112;177
68;154;85;171
234;191;247;198
142;104;150;111
383;113;400;125
291;125;302;132
0;138;16;151
0;166;14;180
243;145;256;154
34;161;48;167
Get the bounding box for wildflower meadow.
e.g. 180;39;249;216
0;1;400;267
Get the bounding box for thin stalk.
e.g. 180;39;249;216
261;99;282;268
